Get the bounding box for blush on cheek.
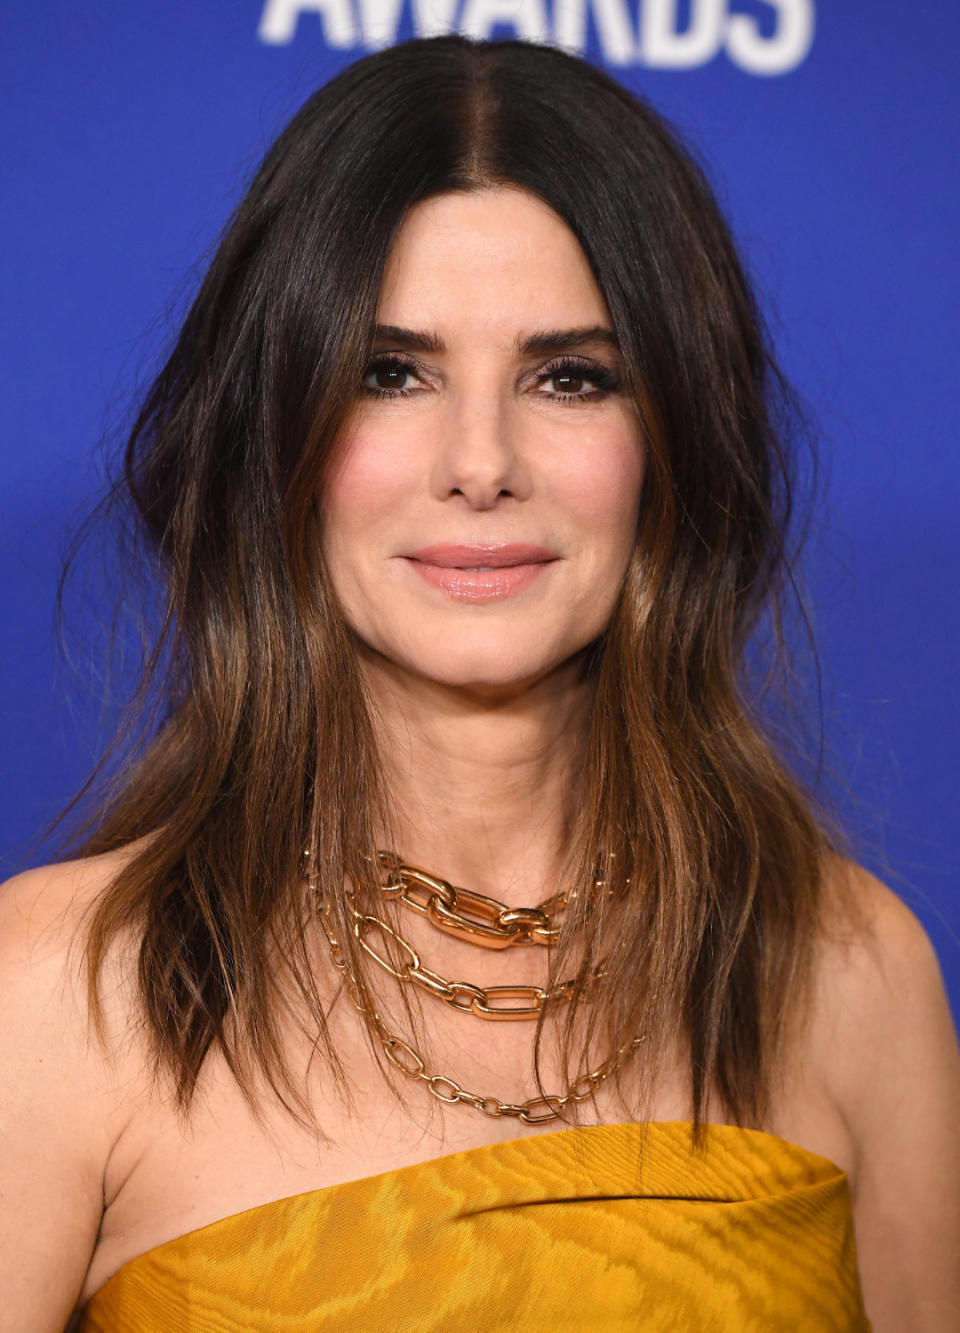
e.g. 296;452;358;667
322;428;416;527
555;432;645;526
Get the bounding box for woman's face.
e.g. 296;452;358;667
321;187;646;694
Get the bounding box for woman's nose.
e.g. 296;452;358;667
430;391;533;510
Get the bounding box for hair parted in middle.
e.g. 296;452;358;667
76;35;853;1141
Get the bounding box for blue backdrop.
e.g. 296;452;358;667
2;3;957;1023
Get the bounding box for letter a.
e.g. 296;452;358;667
258;0;357;47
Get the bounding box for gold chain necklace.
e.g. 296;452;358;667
375;851;570;948
375;850;618;950
364;851;608;1020
349;894;607;1021
305;851;644;1123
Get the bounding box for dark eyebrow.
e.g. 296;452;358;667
517;326;621;356
370;324;621;357
371;324;445;353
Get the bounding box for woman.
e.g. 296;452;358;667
2;35;957;1332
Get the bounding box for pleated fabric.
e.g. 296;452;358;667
76;1121;870;1331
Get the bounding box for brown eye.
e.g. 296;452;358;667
369;365;411;390
361;356;422;395
536;357;620;401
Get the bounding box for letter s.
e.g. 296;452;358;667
726;0;815;76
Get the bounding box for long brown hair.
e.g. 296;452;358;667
69;36;854;1137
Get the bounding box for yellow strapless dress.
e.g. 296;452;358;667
76;1121;870;1330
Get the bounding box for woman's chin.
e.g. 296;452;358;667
359;638;590;701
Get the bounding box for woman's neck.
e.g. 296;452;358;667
359;651;593;905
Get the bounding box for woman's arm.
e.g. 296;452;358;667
0;862;122;1330
821;866;960;1331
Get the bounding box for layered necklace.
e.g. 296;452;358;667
306;849;645;1125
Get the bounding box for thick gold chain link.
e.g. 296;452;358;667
353;909;605;1021
375;851;572;948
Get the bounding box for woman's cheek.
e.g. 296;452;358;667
551;424;645;529
323;422;423;530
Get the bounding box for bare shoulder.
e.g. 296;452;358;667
813;857;960;1332
0;847;145;1330
812;858;959;1122
0;846;145;1031
0;847;145;1037
1;845;128;953
0;842;151;1098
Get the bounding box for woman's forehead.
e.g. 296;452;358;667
376;188;611;340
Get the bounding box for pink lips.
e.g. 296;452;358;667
403;544;557;603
